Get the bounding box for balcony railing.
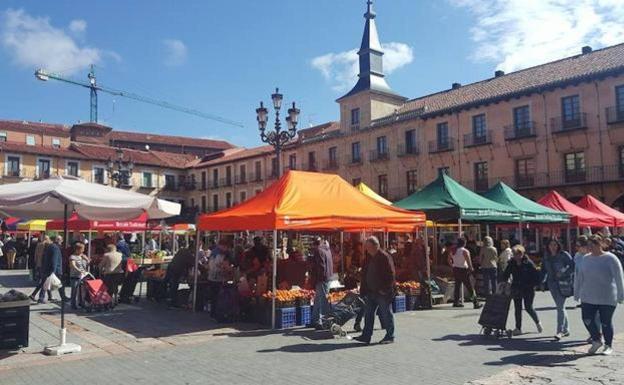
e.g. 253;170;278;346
564;170;587;184
268;171;280;180
219;177;233;187
428;139;455;153
5;170;21;178
397;143;420;157
323;159;339;170
474;178;489;193
463;130;493;147
551;113;588;133
235;174;247;185
346;155;363;166
184;181;197;191
607;106;624;125
504;121;537;140
163;183;178;191
369;149;390;162
35;171;51;180
514;175;535;189
302;163;318;172
249;172;263;182
210;179;219;188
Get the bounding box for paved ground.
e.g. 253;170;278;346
1;269;623;384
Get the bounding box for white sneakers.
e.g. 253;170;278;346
602;346;613;356
588;340;603;355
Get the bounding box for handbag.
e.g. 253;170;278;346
126;258;139;273
43;273;62;291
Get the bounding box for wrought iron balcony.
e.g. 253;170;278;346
369;149;390;162
210;179;219;188
504;121;537;140
514;175;535;189
249;172;263;183
606;106;624;125
463;131;493;147
346;155;363;166
235;174;247;185
302;163;318;172
428;139;455;153
323;159;340;170
163;183;178;191
551;113;587;133
564;170;587;184
219;177;233;187
397;143;420;157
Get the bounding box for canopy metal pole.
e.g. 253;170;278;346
61;204;68;331
485;225;490;237
566;224;572;252
192;230;201;313
340;231;344;274
424;226;431;281
535;228;540;252
271;229;278;329
87;230;92;260
518;222;523;243
138;228;146;302
26;230;31;270
458;218;463;237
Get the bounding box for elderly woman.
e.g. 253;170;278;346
575;235;624;356
69;242;90;310
504;245;542;335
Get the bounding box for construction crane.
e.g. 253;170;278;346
34;65;243;128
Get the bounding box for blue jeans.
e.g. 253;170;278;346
549;286;569;334
581;303;616;346
70;277;82;308
311;281;329;325
482;268;497;296
361;294;395;341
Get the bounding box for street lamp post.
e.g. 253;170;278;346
256;88;300;177
107;147;134;187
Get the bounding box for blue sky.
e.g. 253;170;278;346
1;0;623;147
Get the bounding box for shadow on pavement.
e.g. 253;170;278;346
258;342;364;353
0;271;35;290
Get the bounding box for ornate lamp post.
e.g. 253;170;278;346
107;147;134;187
256;88;300;177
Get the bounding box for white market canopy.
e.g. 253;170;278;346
0;177;180;220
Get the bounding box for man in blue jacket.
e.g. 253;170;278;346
39;235;67;303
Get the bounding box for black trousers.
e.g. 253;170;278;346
512;287;539;330
453;267;476;304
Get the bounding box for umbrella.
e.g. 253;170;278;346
0;177;180;220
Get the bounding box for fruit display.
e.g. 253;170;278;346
328;291;347;304
396;281;421;295
262;289;315;307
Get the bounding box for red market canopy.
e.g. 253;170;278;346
576;195;624;227
46;212;153;232
197;170;426;232
537;191;612;228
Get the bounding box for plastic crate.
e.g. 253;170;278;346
296;305;311;326
276;307;297;329
392;295;406;313
406;294;420;311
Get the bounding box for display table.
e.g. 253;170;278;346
0;299;30;350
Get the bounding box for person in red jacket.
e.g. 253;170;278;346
354;236;396;345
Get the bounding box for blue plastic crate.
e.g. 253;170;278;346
276;307;297;329
296;305;311;326
406;294;419;311
393;295;406;313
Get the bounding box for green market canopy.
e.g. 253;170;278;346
394;174;519;222
483;182;569;223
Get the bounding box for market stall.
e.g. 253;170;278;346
196;170;426;328
576;194;624;227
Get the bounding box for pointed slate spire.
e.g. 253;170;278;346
339;0;395;100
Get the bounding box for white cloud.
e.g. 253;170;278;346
162;39;187;67
311;42;414;92
450;0;624;73
0;9;105;74
68;19;86;34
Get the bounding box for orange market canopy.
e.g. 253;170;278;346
197;170;425;232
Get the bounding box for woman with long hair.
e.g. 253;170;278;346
574;235;624;355
504;245;542;335
542;238;574;340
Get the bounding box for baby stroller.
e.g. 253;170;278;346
321;292;365;338
80;274;114;312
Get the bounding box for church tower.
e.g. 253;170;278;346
337;1;407;132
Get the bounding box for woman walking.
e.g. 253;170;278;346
542;238;574;340
479;236;498;296
574;235;624;355
449;238;481;309
504;245;543;335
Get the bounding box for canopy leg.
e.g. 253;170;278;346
566;224;572;252
272;230;277;330
192;230;201;313
340;231;344;275
458;218;463;238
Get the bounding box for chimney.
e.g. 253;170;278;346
582;45;592;54
452;82;461;89
494;70;505;77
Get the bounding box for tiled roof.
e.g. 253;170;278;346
0;120;71;137
0;142;85;159
193;145;274;168
392;43;624;119
297;122;340;140
71;143;195;169
109;130;233;150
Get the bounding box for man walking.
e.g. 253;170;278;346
355;236;396;345
39;235;67;303
309;237;333;330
